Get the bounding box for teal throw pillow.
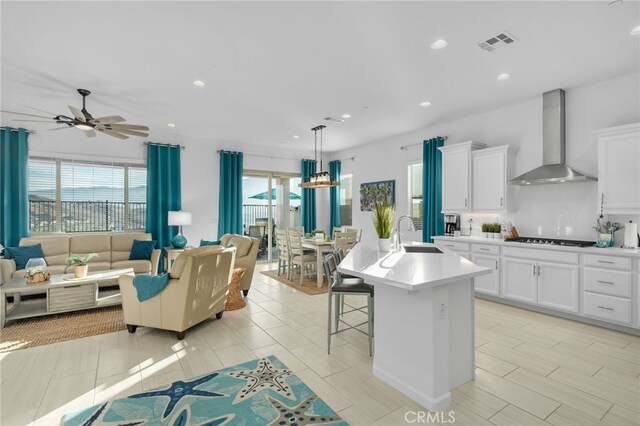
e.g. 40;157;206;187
200;239;221;246
129;239;157;261
5;244;46;270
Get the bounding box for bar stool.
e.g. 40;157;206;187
323;253;374;356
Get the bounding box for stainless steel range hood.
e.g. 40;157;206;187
509;89;597;185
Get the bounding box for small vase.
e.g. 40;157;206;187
377;238;391;252
74;264;88;278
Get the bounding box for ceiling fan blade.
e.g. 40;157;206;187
68;105;86;122
105;124;150;131
12;119;56;123
19;104;58;116
1;110;54;120
84;130;97;138
106;128;149;137
90;115;126;124
96;128;129;140
48;126;73;131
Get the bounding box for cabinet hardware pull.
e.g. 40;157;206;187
480;248;490;251
500;197;503;206
495;261;498;270
62;285;82;289
597;305;614;311
597;260;614;264
596;280;615;285
445;244;455;247
532;265;536;275
537;265;541;275
465;198;468;207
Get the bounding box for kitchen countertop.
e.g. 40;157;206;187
432;235;640;258
337;243;492;292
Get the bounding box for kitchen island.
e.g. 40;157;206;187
337;243;491;411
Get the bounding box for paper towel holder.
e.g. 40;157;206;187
621;220;640;249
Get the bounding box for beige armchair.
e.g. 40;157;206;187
220;234;259;296
118;246;235;340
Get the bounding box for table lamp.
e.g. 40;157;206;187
168;211;192;248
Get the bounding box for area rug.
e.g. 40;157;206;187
0;304;126;352
261;270;328;295
62;355;347;425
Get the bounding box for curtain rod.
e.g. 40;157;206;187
335;156;355;162
217;150;299;161
400;136;448;151
143;141;185;150
1;126;35;134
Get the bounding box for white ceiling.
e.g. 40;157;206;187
1;1;639;152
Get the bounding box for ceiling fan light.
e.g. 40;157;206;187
75;123;93;131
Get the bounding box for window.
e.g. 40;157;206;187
339;174;353;226
28;158;147;233
408;163;423;230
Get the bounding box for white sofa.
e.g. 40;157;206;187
0;233;161;284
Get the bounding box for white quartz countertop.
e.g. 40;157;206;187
432;236;640;258
337;243;492;292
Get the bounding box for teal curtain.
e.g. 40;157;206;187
422;137;445;242
218;151;243;238
301;159;317;234
146;143;182;251
0;128;29;249
329;160;341;236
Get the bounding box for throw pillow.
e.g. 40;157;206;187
5;244;46;270
200;239;221;246
129;239;157;261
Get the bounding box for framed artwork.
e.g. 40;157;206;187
360;180;395;211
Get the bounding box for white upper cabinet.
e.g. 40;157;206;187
439;141;486;213
472;145;516;212
594;122;640;215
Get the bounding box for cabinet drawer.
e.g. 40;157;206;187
435;241;470;252
584;254;631;270
48;285;96;313
583;292;632;325
472;244;500;255
584;268;632;298
502;246;578;264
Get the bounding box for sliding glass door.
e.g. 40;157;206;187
243;170;301;261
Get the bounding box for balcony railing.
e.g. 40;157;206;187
29;200;146;233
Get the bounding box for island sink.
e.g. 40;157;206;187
402;245;442;254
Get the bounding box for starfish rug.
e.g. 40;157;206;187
61;355;348;425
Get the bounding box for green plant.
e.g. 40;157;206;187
66;253;98;266
311;229;324;236
481;223;490;233
372;202;395;239
493;223;502;233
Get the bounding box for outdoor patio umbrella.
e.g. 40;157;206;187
248;189;301;200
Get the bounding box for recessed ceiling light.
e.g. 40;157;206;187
497;73;511;81
342;114;351;119
631;25;640;35
430;39;448;50
293;135;299;139
420;101;432;107
193;80;205;87
168;123;176;128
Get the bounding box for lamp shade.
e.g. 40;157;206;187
168;211;192;226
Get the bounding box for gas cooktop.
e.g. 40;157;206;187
509;237;595;248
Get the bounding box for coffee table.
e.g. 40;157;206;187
0;268;134;328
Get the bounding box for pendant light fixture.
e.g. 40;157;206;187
300;124;340;189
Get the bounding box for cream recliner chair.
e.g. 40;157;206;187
118;246;235;340
220;234;259;296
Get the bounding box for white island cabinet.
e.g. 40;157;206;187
338;243;491;411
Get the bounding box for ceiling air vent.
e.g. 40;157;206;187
478;31;517;52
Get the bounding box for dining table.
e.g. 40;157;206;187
301;238;335;287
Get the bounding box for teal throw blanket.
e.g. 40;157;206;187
132;273;170;302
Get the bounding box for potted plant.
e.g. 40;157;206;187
492;223;503;239
372;201;395;252
66;253;98;278
481;223;490;238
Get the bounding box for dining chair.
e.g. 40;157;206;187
275;228;291;278
323;253;374;356
287;228;316;285
334;230;358;253
342;227;362;242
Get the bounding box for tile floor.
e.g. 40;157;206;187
1;262;639;425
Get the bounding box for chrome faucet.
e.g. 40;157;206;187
394;215;416;250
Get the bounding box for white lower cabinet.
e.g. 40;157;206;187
471;254;500;295
502;257;537;303
537;262;579;313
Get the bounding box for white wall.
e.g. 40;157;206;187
27;130;314;244
329;72;640;247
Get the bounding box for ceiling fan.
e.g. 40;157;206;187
1;88;150;140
